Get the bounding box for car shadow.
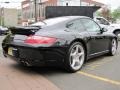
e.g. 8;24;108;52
10;63;71;76
8;54;110;76
85;54;108;64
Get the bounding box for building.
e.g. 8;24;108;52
0;8;19;27
21;0;57;25
21;0;104;25
17;9;22;25
57;0;104;6
90;0;104;6
57;0;81;6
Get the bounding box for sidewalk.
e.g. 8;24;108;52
0;57;59;90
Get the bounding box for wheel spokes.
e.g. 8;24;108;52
70;44;84;70
71;59;76;67
112;40;117;54
71;58;80;67
75;45;79;53
70;51;76;57
70;45;79;57
78;52;84;57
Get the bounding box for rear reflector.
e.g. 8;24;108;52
24;35;57;44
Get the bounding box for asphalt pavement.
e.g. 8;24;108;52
0;36;120;90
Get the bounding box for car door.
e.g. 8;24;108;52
81;18;110;55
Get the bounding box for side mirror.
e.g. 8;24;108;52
100;28;108;33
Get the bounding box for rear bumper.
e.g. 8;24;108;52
3;46;68;66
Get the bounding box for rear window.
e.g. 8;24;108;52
31;17;69;26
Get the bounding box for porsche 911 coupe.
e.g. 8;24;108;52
2;16;118;72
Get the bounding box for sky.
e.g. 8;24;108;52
0;0;23;8
95;0;120;10
0;0;119;10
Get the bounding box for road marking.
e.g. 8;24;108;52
85;58;115;70
78;71;120;86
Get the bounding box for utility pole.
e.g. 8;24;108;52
34;0;37;22
39;0;42;21
80;0;81;6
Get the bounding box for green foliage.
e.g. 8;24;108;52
96;7;120;21
112;7;120;20
95;7;112;20
95;11;101;16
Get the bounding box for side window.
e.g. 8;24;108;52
66;19;85;31
81;19;101;32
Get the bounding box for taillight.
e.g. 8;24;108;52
24;35;57;44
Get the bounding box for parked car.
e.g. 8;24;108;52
0;26;8;35
2;16;118;72
94;17;120;38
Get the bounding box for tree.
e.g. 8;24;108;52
95;6;112;20
101;6;111;20
112;7;120;20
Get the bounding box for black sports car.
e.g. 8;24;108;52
2;16;118;72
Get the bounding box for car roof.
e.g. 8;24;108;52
50;16;91;20
32;16;91;26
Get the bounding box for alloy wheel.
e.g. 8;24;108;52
111;39;117;55
69;44;85;70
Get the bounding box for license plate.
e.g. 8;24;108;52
8;47;13;56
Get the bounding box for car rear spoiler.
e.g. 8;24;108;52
46;6;100;19
9;26;40;35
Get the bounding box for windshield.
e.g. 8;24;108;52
96;18;110;25
31;17;69;26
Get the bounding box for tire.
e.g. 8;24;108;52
109;39;117;56
114;31;120;40
64;42;86;73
